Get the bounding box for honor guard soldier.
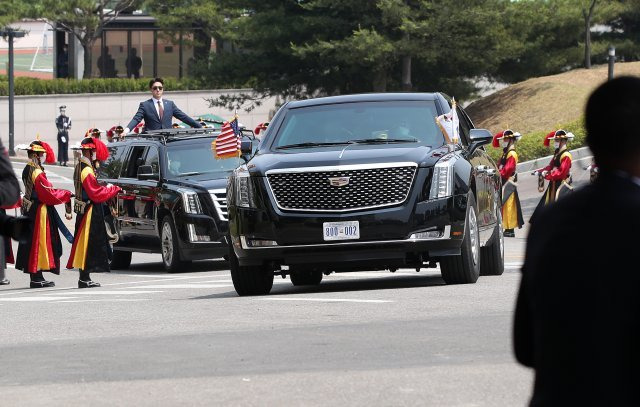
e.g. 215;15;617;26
15;139;73;288
530;129;574;224
493;130;524;237
67;137;121;288
55;105;71;166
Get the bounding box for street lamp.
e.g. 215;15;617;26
0;28;26;156
608;46;616;81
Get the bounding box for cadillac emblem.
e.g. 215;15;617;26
328;176;350;187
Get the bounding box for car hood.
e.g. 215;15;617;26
247;144;450;176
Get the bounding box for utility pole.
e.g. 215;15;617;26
608;46;616;81
0;28;26;156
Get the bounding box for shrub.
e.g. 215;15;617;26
0;77;209;96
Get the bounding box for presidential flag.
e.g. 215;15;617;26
213;115;241;159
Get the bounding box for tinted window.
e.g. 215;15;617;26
97;145;126;179
274;101;444;148
165;138;240;178
121;146;147;178
457;107;471;146
144;146;160;174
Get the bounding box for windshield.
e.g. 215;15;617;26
274;101;445;149
165;138;240;177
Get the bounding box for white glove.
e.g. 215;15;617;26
532;171;539;176
61;136;66;143
541;170;549;177
123;127;130;135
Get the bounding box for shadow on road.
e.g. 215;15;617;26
191;273;446;300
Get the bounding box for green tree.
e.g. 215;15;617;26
40;0;140;78
145;0;229;70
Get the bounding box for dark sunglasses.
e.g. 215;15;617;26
152;86;163;90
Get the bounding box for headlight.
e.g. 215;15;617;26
429;154;457;199
179;188;202;214
234;166;256;208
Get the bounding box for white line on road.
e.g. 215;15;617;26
45;290;164;296
130;284;232;289
0;296;78;302
54;299;152;303
257;298;393;303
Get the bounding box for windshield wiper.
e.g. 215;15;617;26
348;137;418;144
275;141;350;150
179;171;203;176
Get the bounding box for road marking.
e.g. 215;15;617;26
130;284;232;289
0;296;78;302
257;298;392;303
45;290;163;296
54;299;151;303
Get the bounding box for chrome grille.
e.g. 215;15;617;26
266;163;417;212
209;189;228;221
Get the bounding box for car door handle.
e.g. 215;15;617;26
476;165;487;174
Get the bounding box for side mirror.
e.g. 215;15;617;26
137;165;158;181
240;138;253;155
467;129;493;156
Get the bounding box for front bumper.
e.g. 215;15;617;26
230;194;468;267
176;213;229;260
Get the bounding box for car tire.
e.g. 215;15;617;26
290;269;323;286
229;239;274;296
440;193;480;284
110;250;132;270
480;203;505;276
161;216;189;273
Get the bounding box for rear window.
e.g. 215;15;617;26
97;145;126;180
274;101;445;148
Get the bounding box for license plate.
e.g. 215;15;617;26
323;221;360;241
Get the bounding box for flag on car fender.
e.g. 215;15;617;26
213;115;241;159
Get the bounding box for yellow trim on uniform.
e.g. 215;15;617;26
506;150;518;163
71;205;93;270
81;166;95;183
36;204;51;270
560;151;572;161
502;194;519;230
31;168;43;184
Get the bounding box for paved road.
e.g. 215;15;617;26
0;159;577;405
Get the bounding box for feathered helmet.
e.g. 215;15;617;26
20;137;56;164
492;129;522;148
83;128;109;161
107;125;124;139
254;122;269;135
543;129;575;147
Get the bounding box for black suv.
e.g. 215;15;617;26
227;93;505;295
98;128;241;271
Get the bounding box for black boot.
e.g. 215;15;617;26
78;270;100;288
504;229;515;237
0;278;9;285
30;272;55;288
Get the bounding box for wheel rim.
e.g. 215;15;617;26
161;222;173;266
469;208;479;267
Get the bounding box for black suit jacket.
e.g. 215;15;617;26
514;172;640;406
127;98;202;131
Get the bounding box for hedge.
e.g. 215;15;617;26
0;77;209;96
485;118;587;163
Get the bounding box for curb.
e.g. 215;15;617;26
516;147;592;174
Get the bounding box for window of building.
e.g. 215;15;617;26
156;32;180;78
131;31;153;79
103;31;127;78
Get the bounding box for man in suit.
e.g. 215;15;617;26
125;77;202;133
514;76;640;405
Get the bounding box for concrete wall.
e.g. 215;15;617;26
0;89;279;152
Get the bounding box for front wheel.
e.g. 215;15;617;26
440;193;480;284
161;216;190;273
229;238;274;296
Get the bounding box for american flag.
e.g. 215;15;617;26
213;115;241;159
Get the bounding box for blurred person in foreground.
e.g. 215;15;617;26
514;76;640;405
0;138;24;285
